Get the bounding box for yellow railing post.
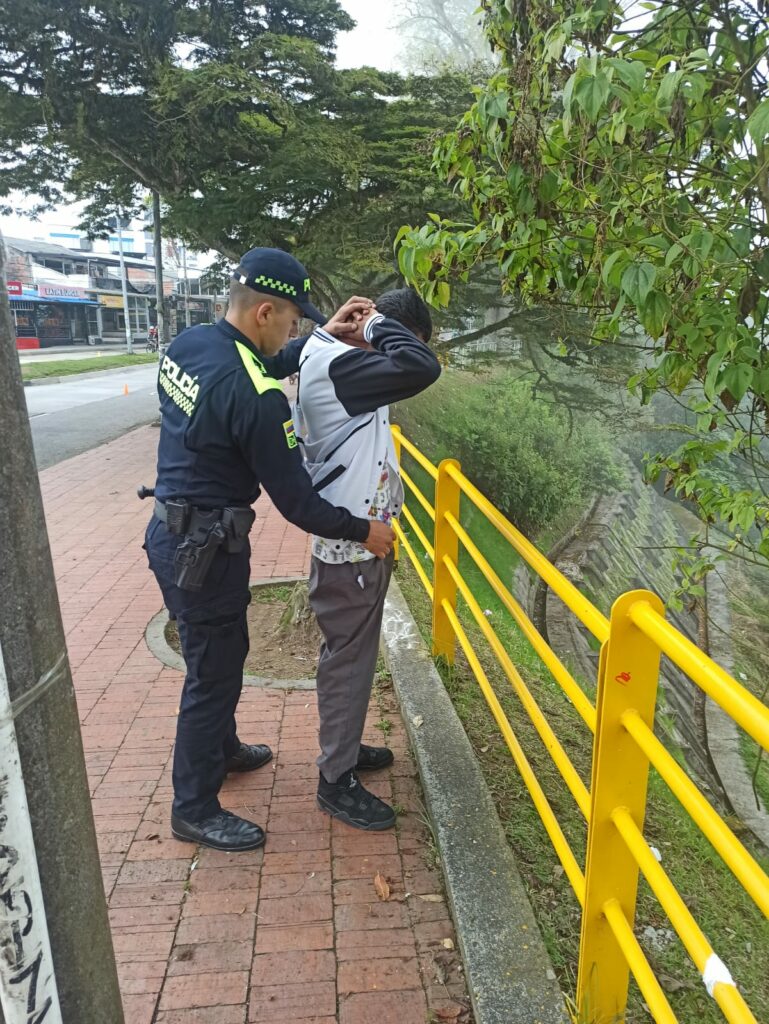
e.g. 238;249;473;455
577;589;665;1023
390;424;403;563
432;459;461;662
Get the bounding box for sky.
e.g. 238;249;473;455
0;1;403;247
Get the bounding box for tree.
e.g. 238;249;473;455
397;0;769;569
393;0;490;69
0;0;474;308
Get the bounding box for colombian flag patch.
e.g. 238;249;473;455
283;419;298;449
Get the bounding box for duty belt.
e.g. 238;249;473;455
153;498;256;592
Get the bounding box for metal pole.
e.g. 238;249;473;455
0;233;125;1024
116;210;133;354
181;242;191;329
152;191;171;349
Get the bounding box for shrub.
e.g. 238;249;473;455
396;369;625;536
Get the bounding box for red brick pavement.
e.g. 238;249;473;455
39;425;470;1024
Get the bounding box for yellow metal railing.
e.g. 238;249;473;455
390;424;769;1024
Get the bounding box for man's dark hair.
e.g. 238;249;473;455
375;288;433;343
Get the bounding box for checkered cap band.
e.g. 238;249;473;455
236;272;298;297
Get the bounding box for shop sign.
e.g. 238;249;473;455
99;294;124;309
37;283;87;300
7;281;22;296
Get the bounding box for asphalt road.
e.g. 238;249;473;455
26;364;161;470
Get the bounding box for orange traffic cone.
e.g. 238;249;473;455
123;384;129;396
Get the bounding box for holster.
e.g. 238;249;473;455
173;520;227;592
155;500;256;591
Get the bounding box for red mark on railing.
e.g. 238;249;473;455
615;672;631;686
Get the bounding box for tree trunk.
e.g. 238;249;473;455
0;233;124;1024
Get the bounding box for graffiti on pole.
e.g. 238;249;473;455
0;644;62;1024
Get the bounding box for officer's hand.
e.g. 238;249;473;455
323;297;375;338
363;520;395;559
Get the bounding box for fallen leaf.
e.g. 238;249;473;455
374;872;390;901
411;715;424;728
417;893;444;902
435;1005;462;1020
658;973;694;994
442;938;455;950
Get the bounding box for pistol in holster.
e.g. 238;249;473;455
166;501;255;592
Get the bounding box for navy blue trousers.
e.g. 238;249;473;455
144;516;252;821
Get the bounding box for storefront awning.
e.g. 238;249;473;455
11;295;100;306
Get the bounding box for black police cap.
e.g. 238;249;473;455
233;248;325;323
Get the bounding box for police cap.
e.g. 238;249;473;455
233;248;325;324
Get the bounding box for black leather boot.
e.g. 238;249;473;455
225;742;273;773
355;743;395;771
317;769;396;831
171;809;266;851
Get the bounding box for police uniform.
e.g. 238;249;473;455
144;249;372;852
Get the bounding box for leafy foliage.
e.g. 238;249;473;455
393;0;490;70
397;0;769;565
0;0;472;305
397;368;625;536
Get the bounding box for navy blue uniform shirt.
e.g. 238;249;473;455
153;318;369;543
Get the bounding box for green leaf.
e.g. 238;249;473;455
621;262;656;305
609;59;645;94
656;70;683;109
485;92;508;119
506;163;524;192
435;281;451;307
574;73;610;121
641;290;671;339
721;363;753;403
399;243;416;284
665;242;683;268
747;98;769;146
601;249;624;284
561;72;577;129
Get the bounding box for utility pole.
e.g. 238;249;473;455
152;191;171;349
115;210;133;354
0;234;124;1023
181;242;192;329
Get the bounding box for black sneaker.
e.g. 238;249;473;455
317;769;396;831
355;744;394;772
171;809;266;851
225;742;273;773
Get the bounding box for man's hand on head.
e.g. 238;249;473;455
323;297;375;339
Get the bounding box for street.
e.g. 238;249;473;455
26;363;160;469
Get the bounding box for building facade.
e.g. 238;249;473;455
3;237;217;349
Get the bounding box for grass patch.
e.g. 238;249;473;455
21;353;157;380
394;546;769;1023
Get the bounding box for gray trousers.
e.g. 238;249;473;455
308;552;394;784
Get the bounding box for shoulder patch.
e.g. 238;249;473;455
283;418;298;449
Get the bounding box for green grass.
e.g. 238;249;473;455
21;353;157;380
394;529;769;1023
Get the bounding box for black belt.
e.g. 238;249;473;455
153;498;220;527
153;498;255;543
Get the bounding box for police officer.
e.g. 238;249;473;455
144;247;395;853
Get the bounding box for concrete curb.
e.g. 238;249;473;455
381;580;569;1024
144;575;317;691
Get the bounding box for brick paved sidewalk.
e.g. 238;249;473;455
40;425;470;1024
